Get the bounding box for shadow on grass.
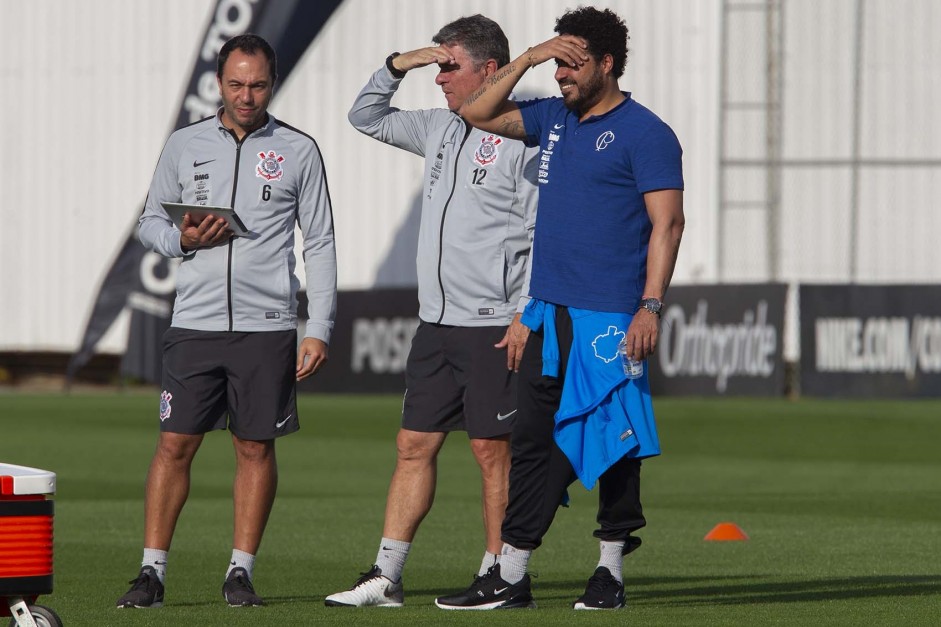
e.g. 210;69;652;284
190;575;940;607
164;595;325;608
401;576;749;600
532;574;941;604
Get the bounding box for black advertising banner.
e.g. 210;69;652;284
68;0;343;384
65;228;158;384
648;284;788;396
296;289;419;394
301;285;787;396
800;285;941;397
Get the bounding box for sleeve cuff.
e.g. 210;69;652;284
304;320;333;345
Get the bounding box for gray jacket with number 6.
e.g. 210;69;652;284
349;64;539;326
138;111;337;344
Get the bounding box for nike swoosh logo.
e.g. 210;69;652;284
553;123;565;129
193;159;216;167
494;587;508;595
275;415;292;428
496;410;517;421
384;585;397;598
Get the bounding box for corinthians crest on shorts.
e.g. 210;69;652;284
474;134;502;166
159;390;173;422
256;150;285;181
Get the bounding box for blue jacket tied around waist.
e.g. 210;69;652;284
521;299;661;489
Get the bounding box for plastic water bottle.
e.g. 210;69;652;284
618;338;644;379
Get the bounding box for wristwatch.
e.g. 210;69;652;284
639;297;663;318
386;52;407;79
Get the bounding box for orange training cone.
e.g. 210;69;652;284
704;522;749;541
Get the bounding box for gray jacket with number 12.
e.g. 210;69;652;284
349;64;539;327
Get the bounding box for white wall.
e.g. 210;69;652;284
1;0;936;355
790;0;941;283
0;0;217;351
0;0;719;353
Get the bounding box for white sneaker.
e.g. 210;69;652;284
324;565;404;607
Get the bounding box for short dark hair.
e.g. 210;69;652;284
217;34;278;82
555;6;629;78
433;14;510;69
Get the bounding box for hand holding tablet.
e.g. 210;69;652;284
160;202;250;237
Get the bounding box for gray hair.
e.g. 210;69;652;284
432;14;510;69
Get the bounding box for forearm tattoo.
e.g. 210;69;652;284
464;87;485;107
465;63;519;107
487;63;517;87
498;118;526;138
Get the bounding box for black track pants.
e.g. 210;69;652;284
501;306;646;550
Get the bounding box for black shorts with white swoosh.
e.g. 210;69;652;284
159;327;298;440
402;321;517;439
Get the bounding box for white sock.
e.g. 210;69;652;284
375;537;410;583
499;543;531;584
598;540;625;583
478;551;500;577
227;549;256;581
142;548;167;584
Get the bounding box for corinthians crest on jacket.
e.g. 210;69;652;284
256;150;285;181
474;135;502;166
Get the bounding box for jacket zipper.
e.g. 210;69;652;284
226;130;245;332
435;122;473;324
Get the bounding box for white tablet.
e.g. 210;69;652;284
160;202;250;237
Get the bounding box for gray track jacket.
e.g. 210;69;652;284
139;112;336;343
349;65;538;326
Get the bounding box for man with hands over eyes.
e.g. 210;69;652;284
452;7;685;610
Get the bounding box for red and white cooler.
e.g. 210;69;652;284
0;463;60;627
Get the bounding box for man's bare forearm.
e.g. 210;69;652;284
645;222;684;300
642;190;685;300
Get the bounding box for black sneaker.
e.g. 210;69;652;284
116;566;164;608
435;563;535;610
572;566;625;610
223;567;264;607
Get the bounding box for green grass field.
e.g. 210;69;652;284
1;392;939;626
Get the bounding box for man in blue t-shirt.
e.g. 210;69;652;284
446;6;685;611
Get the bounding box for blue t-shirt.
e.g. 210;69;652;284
518;93;683;312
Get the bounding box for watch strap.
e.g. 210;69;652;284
386;52;407;79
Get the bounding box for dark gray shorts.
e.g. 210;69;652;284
402;321;517;439
158;327;298;440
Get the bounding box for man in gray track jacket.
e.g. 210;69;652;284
325;15;539;609
117;34;336;610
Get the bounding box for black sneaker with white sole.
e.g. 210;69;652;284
116;565;164;609
223;567;264;607
435;563;535;610
572;566;625;610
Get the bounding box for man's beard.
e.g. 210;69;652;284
561;65;605;113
